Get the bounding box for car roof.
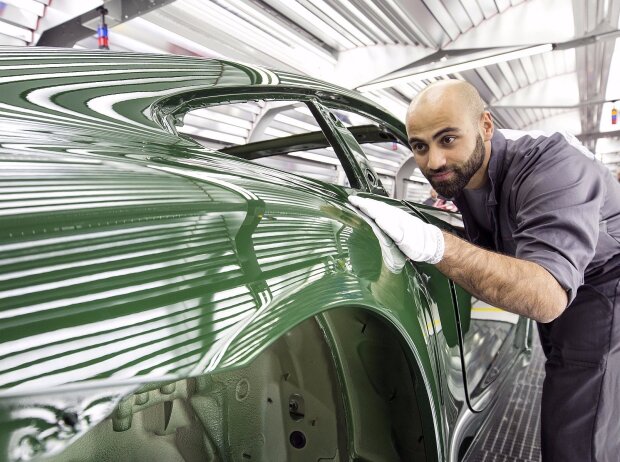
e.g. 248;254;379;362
0;46;403;139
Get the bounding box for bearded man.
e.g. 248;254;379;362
349;80;620;461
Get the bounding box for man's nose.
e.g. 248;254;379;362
427;148;447;171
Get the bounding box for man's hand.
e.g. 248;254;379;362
348;195;568;323
348;196;444;264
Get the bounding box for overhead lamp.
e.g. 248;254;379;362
357;44;554;92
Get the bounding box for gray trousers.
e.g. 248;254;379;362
537;277;620;461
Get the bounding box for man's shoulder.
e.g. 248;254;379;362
498;128;594;160
494;128;609;203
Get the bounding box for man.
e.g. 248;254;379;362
349;80;620;461
422;187;459;211
422;187;439;206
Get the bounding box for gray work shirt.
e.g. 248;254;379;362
454;129;620;304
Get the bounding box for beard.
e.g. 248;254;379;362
426;134;485;199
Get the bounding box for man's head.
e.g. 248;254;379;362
406;80;494;198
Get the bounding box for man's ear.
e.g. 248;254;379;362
481;111;494;141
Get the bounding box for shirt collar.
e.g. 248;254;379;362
485;129;508;206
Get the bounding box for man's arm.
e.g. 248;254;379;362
348;196;569;324
438;231;568;323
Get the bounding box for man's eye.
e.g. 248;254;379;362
412;143;427;152
442;136;456;144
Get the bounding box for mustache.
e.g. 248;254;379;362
428;166;453;175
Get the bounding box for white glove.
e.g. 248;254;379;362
349;196;445;264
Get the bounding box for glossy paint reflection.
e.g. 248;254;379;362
0;143;443;459
0;48;531;462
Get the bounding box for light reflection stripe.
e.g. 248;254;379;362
0;61;213;71
5;338;209;390
0;242;232;282
0;305;256;387
10;259;239;299
0;286;253;358
0;266;243;319
1;68;205;86
0;220;213;252
0;194;207;208
0;198;209;217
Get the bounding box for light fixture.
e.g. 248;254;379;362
357;44;554;92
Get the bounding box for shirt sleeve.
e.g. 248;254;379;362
512;144;604;304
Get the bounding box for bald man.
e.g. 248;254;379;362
350;80;620;461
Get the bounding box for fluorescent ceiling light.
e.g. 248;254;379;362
358;44;554;92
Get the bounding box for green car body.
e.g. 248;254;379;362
0;47;532;462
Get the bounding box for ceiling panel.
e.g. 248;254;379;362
439;0;473;33
458;0;484;26
362;0;420;44
476;67;504;101
486;65;512;97
497;61;519;92
495;0;511;13
420;0;462;40
384;0;449;46
477;0;499;19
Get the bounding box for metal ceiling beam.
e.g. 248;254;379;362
37;0;175;47
359;28;620;91
577;130;620;142
555;28;620;50
489;97;620;110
